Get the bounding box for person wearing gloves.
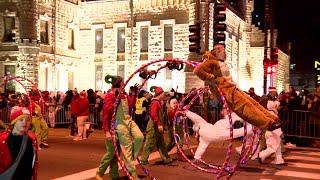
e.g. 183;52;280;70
258;87;285;165
0;106;38;180
179;108;253;162
140;86;173;165
193;44;281;131
96;75;143;180
166;97;184;152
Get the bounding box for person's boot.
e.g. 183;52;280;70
163;158;173;164
258;148;273;163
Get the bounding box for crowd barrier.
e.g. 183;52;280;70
1;105;319;140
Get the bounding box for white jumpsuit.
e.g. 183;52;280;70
258;100;285;164
185;111;253;160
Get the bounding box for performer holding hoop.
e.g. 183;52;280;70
193;44;281;131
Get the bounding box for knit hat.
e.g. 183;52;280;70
154;87;164;97
268;87;277;92
10;106;31;124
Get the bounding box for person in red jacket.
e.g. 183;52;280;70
71;92;90;141
96;75;143;180
0;106;38;180
140;87;172;165
127;86;137;117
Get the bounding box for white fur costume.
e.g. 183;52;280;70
258;100;285;164
185;110;253;160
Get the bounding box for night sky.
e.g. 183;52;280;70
253;0;320;72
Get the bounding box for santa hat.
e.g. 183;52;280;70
10;106;31;124
154;87;164;97
268;87;277;92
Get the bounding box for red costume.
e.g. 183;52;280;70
0;131;38;180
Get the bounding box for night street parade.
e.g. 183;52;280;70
0;0;320;179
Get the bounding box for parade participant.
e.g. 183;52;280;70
193;44;281;131
134;90;149;133
30;101;49;149
178;109;253;161
96;75;143;180
140;87;172;165
0;106;38;180
166;97;184;152
258;87;285;165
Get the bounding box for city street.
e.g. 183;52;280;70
36;128;320;180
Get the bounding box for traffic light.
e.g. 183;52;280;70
214;2;226;45
271;47;279;64
189;23;201;53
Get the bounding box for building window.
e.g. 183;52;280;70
40;20;49;44
95;65;103;90
95;29;103;53
68;28;75;49
140;26;148;52
3;17;15;42
117;27;125;53
164;24;173;51
117;64;125;79
4;65;16;92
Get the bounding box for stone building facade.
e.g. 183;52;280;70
0;0;290;94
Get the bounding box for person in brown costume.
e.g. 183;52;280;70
193;44;281;131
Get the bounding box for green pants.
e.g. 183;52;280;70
167;124;184;152
97;118;143;179
141;120;171;163
117;119;144;178
31;115;49;144
97;140;119;179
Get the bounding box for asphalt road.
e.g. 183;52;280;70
34;128;320;180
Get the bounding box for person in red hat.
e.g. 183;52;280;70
96;75;143;180
258;87;285;165
140;86;172;165
0;106;38;180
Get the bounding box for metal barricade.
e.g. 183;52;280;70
280;110;320;140
0;108;10;124
1;103;318;142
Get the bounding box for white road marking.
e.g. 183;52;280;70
275;170;320;179
53;145;196;180
285;155;320;162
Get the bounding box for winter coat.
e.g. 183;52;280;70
0;131;38;180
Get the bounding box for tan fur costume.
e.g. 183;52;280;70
193;51;278;130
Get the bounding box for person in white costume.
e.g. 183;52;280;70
258;87;285;165
182;109;253;161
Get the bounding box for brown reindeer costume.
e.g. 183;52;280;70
193;44;280;131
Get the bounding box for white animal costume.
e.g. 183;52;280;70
185;110;253;160
258;100;285;164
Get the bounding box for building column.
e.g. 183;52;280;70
16;0;39;91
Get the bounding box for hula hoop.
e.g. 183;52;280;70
110;59;198;179
173;86;261;178
0;75;43;119
110;58;261;179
